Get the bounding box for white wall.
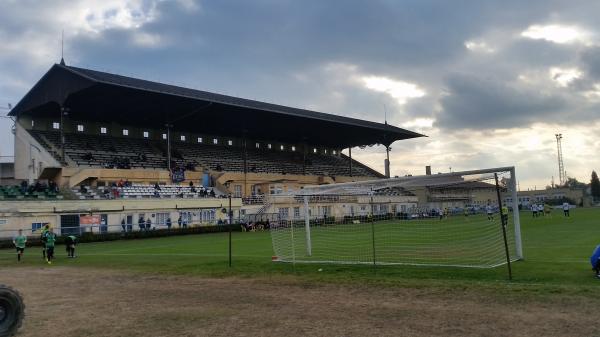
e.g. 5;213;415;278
13;122;60;182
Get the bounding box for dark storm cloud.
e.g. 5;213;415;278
437;73;566;130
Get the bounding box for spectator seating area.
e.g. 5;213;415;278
29;130;381;177
74;184;220;200
0;185;63;200
374;187;416;196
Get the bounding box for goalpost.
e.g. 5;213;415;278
269;166;522;268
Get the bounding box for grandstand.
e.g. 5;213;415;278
9;62;422;193
0;62;423;237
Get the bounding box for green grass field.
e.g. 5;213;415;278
2;208;599;296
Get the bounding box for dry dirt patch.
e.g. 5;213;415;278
1;267;598;337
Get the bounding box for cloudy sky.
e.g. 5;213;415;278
1;0;599;189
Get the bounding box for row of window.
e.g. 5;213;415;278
49;122;337;154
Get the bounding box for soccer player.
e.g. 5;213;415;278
543;203;552;218
562;202;570;217
40;224;49;259
13;229;27;262
486;204;493;221
531;204;538;218
45;228;57;264
501;205;509;225
65;235;77;258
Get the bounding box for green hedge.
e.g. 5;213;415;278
0;224;241;249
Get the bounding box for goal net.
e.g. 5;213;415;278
267;167;523;268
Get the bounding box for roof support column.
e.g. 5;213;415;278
384;146;391;178
348;147;353;177
243;132;248;198
302;141;307;175
60;105;69;164
166;124;172;172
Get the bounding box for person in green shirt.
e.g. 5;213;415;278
45;228;57;264
13;229;27;262
40;224;49;259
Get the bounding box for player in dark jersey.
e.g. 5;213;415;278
65;235;78;258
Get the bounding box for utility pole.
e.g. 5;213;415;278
555;134;566;186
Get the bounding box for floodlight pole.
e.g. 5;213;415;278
304;195;312;256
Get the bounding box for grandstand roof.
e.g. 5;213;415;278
9;63;425;147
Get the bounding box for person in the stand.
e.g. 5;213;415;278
13;229;27;262
64;235;77;258
45;228;57;264
178;215;183;229
121;218;126;232
166;217;172;230
20;180;28;194
145;217;152;231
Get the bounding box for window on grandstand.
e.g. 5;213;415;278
333;150;337;155
155;212;169;226
234;185;242;198
278;207;289;220
294;207;300;218
180;135;186;141
31;222;49;233
269;185;283;195
162;133;167;140
77;124;84;132
280;145;284;151
122;129;129;136
228;140;233;146
52;122;60;129
197;137;203;143
143;131;149;138
201;209;216;223
31;120;35;127
291;146;296;151
100;127;107;134
324;149;328;154
313;148;317;153
255;143;260;149
213;138;218;145
268;144;272;149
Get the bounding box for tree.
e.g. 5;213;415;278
564;177;586;189
591;171;600;201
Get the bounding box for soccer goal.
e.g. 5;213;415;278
268;167;522;268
